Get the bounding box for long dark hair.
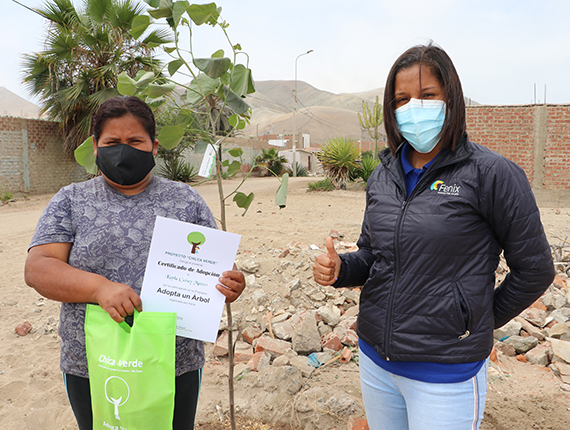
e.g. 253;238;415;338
92;96;156;143
383;43;466;155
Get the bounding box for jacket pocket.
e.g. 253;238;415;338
452;282;472;340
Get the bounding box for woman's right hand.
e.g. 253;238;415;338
94;280;142;323
313;236;341;286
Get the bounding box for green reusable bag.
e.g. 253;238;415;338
85;304;176;430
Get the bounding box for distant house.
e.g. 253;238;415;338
279;147;323;174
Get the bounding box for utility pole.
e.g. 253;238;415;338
292;49;313;177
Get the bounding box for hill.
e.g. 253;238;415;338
0;87;41;118
243;80;385;145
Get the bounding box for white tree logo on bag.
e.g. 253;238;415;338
105;376;130;420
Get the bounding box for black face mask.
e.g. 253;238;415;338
96;144;155;186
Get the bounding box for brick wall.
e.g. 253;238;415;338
466;104;570;190
544;105;570;190
0;117;85;195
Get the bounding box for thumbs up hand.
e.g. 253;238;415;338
313;236;341;286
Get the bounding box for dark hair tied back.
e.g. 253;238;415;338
383;42;466;155
92;96;156;143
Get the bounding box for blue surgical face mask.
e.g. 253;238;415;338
395;98;446;153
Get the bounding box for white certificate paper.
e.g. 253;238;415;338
140;216;241;342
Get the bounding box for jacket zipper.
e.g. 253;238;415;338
384;198;407;360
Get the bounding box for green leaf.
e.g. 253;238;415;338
187;3;219;25
130;15;151;39
226;160;241;177
228;147;243;157
145;82;175;98
233;192;255;216
275;173;289;209
172;1;188;26
74;137;97;175
194;57;231;79
211;49;224;58
230;64;255;96
164;46;176;53
157;124;186;149
136;71;155;89
222;86;250;115
186;74;218;105
117;72;137;96
148;7;172;19
168;59;185;76
194;139;209;154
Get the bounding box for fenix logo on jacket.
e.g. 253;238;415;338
430;180;461;196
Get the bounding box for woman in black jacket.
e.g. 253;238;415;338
313;43;555;430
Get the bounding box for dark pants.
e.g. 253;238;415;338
63;370;201;430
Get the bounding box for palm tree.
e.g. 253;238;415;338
255;148;287;176
21;0;171;155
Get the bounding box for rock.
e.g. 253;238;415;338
272;320;294;340
254;335;293;358
503;335;539;354
548;337;570;364
15;321;32;336
256;366;303;395
549;308;570;324
213;331;231;356
342;289;361;305
309;291;326;302
317;303;341;326
551;361;570;384
334;316;358;346
341;305;360;320
286;278;301;292
289;355;313;377
234;362;250;378
494;320;522;340
245;274;257;288
541;290;569;311
520;308;547;328
247;351;271;371
240;259;260;273
291;312;322;354
324;394;358;416
252;289;268;305
317;321;332;337
514;316;545;341
495;341;517;356
242;326;263;344
272;348;298;367
352;418;370;430
546;322;570;340
234;341;254;363
315;351;334;364
525;342;552;367
321;332;343;352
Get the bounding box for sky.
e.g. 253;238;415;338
3;0;570;106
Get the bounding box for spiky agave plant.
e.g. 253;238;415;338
317;137;360;189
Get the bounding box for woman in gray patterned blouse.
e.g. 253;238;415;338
25;96;246;430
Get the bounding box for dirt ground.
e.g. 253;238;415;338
1;176;570;429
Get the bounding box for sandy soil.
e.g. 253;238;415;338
1;176;570;430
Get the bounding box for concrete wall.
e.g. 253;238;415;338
0;117;85;195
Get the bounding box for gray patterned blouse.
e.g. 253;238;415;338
29;175;217;378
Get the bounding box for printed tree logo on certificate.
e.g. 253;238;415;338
187;231;206;254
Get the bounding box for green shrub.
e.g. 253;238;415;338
359;155;381;182
287;162;309;177
307;178;335;191
1;190;14;202
316;137;360;189
157;158;197;183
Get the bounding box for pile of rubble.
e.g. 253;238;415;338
207;238;570;427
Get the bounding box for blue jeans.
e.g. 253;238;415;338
359;352;488;430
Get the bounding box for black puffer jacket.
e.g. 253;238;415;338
337;135;555;363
